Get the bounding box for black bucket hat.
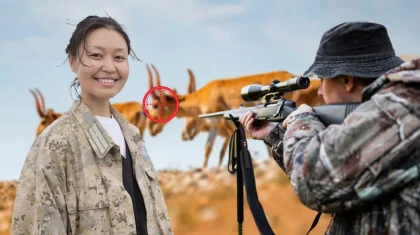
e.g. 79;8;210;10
303;21;405;79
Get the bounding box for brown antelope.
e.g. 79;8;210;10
29;88;63;136
30;89;148;138
145;64;325;168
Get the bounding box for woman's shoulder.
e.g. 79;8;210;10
32;112;78;153
40;110;76;133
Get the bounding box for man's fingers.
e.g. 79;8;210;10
282;116;290;129
246;118;254;133
239;111;249;124
282;119;287;129
243;112;252;125
297;104;313;113
239;111;250;124
239;115;245;124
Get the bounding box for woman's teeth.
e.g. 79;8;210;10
96;78;116;84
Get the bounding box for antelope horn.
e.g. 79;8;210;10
187;69;196;93
34;88;46;114
151;65;167;109
29;89;45;117
151;64;161;87
146;64;158;99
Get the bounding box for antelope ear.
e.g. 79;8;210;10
177;94;186;102
173;88;178;94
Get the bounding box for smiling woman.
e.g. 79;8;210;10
11;15;173;235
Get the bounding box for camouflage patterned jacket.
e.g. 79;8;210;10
11;100;173;235
264;58;420;234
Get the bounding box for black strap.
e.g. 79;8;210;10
228;115;321;235
306;212;322;235
237;144;244;235
229;115;275;235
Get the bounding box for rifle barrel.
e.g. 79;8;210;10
199;111;227;118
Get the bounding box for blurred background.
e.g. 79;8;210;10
1;0;419;234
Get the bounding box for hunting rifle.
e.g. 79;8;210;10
199;76;360;235
199;76;360;126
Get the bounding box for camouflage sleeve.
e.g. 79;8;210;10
282;90;420;213
263;124;287;171
11;132;70;235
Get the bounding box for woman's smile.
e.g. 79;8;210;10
94;76;119;87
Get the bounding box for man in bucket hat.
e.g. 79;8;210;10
239;21;420;234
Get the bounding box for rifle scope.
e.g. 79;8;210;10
241;76;310;102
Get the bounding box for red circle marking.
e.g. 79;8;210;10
142;86;179;123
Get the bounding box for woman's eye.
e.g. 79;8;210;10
89;53;101;58
115;56;126;60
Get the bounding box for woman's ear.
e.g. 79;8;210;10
69;56;77;73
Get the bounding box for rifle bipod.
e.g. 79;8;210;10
227;115;322;235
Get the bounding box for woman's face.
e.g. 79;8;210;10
70;28;129;102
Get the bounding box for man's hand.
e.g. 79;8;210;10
282;104;314;129
239;111;277;140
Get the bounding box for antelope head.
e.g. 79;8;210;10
146;64;178;136
30;89;62;136
146;64;197;136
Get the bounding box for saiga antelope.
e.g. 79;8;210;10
30;88;148;138
146;64;325;168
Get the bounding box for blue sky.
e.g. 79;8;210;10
1;0;419;180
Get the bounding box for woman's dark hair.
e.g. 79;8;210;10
66;15;141;98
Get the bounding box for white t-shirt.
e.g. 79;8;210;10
95;115;127;158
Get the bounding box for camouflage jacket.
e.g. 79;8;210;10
11;100;173;235
264;58;420;235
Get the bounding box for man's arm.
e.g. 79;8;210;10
281;89;420;213
11;133;70;235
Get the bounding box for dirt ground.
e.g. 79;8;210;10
163;176;331;235
0;160;331;235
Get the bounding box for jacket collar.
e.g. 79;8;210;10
362;57;420;101
70;99;139;159
384;57;420;83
